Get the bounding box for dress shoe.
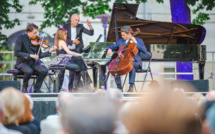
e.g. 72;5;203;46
22;88;28;93
33;90;44;93
127;86;134;92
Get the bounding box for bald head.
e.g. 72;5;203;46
71;14;80;27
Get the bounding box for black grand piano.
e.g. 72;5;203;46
85;3;206;88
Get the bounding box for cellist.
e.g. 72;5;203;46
106;26;147;92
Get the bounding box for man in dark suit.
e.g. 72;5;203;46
107;26;147;92
58;14;94;90
14;23;56;93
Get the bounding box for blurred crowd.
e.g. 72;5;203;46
0;81;215;134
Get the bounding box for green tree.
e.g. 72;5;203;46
0;0;23;50
29;0;214;30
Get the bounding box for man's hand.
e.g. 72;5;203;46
86;19;93;30
130;36;137;44
118;52;124;58
49;46;57;53
73;37;80;45
30;54;39;61
107;49;113;56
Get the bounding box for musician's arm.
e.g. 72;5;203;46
136;39;147;53
39;50;51;59
14;36;31;60
60;41;82;57
82;24;94;36
108;41;120;51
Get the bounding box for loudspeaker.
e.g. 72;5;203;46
0;80;20;91
171;80;209;92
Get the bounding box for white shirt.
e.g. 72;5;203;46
68;27;77;50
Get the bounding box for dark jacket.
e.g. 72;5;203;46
14;34;51;69
108;37;147;67
63;23;94;53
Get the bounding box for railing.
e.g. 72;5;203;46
1;51;215;90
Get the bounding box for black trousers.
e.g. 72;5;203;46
58;56;91;90
115;61;141;86
17;61;48;91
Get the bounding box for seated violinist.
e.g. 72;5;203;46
106;26;147;92
14;23;56;93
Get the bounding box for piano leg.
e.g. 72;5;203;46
199;62;205;79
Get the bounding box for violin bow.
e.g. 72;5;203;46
37;25;48;56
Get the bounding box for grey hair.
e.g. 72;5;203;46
56;92;74;112
61;97;117;134
106;88;123;100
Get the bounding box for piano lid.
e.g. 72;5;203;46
107;3;206;45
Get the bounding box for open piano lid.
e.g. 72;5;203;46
107;3;206;45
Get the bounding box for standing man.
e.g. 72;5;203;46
58;14;94;90
106;26;147;92
15;23;56;93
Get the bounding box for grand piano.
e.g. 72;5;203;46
85;3;206;88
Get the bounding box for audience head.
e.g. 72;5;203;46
206;90;215;101
18;94;33;124
94;89;107;96
61;97;117;134
0;87;24;125
56;92;74;113
106;88;123;100
205;104;215;134
123;89;201;134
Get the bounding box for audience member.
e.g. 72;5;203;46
0;87;31;134
18;94;39;134
60;97;117;134
0;97;22;134
41;92;74;134
203;104;215;134
106;88;128;134
123;89;201;134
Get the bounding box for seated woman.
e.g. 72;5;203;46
0;87;31;134
54;28;88;91
18;94;39;134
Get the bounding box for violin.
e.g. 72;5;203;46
31;36;50;49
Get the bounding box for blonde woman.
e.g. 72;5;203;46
0;87;33;134
54;28;88;91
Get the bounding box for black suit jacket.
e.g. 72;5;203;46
63;23;94;53
14;34;51;69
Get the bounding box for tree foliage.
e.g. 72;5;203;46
187;0;215;25
0;0;23;50
29;0;215;30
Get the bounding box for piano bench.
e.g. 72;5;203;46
7;69;54;92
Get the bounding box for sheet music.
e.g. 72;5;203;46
50;54;73;66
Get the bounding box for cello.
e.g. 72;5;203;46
108;28;140;76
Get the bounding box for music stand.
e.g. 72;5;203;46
49;54;73;92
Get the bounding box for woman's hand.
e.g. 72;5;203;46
49;46;57;53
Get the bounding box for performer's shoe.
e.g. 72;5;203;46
127;85;134;92
33;89;44;93
22;88;28;93
116;84;123;92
